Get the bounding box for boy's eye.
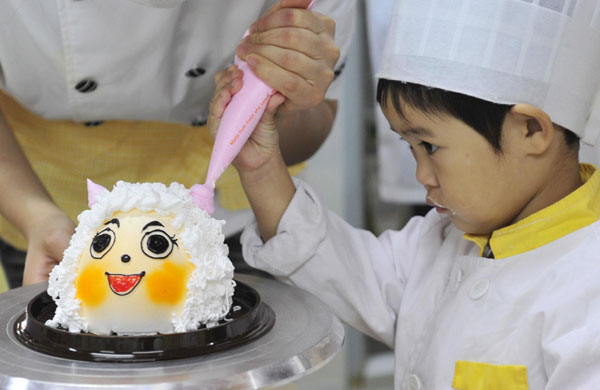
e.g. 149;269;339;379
419;141;439;154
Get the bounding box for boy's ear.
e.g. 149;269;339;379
509;103;555;156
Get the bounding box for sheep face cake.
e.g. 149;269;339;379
74;210;193;335
46;180;235;335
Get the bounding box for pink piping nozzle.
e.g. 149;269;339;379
190;183;216;215
87;179;108;208
191;0;316;214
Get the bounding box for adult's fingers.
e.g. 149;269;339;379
256;0;314;21
246;54;326;110
239;27;339;68
251;7;335;38
240;42;331;86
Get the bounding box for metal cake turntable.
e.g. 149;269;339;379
0;274;344;389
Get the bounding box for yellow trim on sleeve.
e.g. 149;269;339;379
464;164;600;259
452;361;528;390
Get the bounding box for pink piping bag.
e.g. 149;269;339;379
190;0;316;214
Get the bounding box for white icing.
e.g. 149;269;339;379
46;181;235;334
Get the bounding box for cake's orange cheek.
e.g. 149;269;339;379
145;261;194;305
75;264;108;306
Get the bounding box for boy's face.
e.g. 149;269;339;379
381;96;535;235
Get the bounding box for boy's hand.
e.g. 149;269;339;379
22;210;75;285
236;0;339;113
208;65;286;174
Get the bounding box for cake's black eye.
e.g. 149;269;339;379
148;235;168;253
141;230;176;259
90;228;116;259
93;234;111;252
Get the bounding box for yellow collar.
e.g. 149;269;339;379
464;164;600;259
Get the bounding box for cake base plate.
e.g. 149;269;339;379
14;281;274;362
0;274;344;389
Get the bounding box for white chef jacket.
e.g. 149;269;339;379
242;178;600;389
0;0;356;237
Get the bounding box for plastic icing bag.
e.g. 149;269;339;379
191;0;316;214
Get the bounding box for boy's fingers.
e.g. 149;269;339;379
266;93;286;114
214;65;241;86
230;77;243;94
209;65;245;138
257;93;286;129
209;89;231;119
215;70;239;89
208;89;231;137
211;70;242;112
214;68;227;84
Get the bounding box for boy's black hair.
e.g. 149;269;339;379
376;79;579;152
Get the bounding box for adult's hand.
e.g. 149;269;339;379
236;0;340;113
22;208;75;286
0;111;75;286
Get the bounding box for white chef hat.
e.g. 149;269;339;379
377;0;600;145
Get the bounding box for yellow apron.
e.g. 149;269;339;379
0;90;302;292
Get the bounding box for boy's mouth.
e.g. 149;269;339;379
426;196;445;209
105;271;146;296
427;197;455;215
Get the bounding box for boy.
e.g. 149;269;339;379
209;0;600;388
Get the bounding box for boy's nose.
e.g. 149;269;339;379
121;254;131;263
415;156;437;187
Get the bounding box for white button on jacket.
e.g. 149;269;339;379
401;374;422;390
469;279;490;300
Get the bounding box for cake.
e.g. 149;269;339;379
45;179;235;335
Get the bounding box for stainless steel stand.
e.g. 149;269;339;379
0;274;344;389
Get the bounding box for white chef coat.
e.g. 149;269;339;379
242;178;600;389
0;0;356;236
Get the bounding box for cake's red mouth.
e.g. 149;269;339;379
105;271;146;296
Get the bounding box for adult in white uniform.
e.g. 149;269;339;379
204;0;600;388
0;0;356;289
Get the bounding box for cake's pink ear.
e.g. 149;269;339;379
87;179;108;208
